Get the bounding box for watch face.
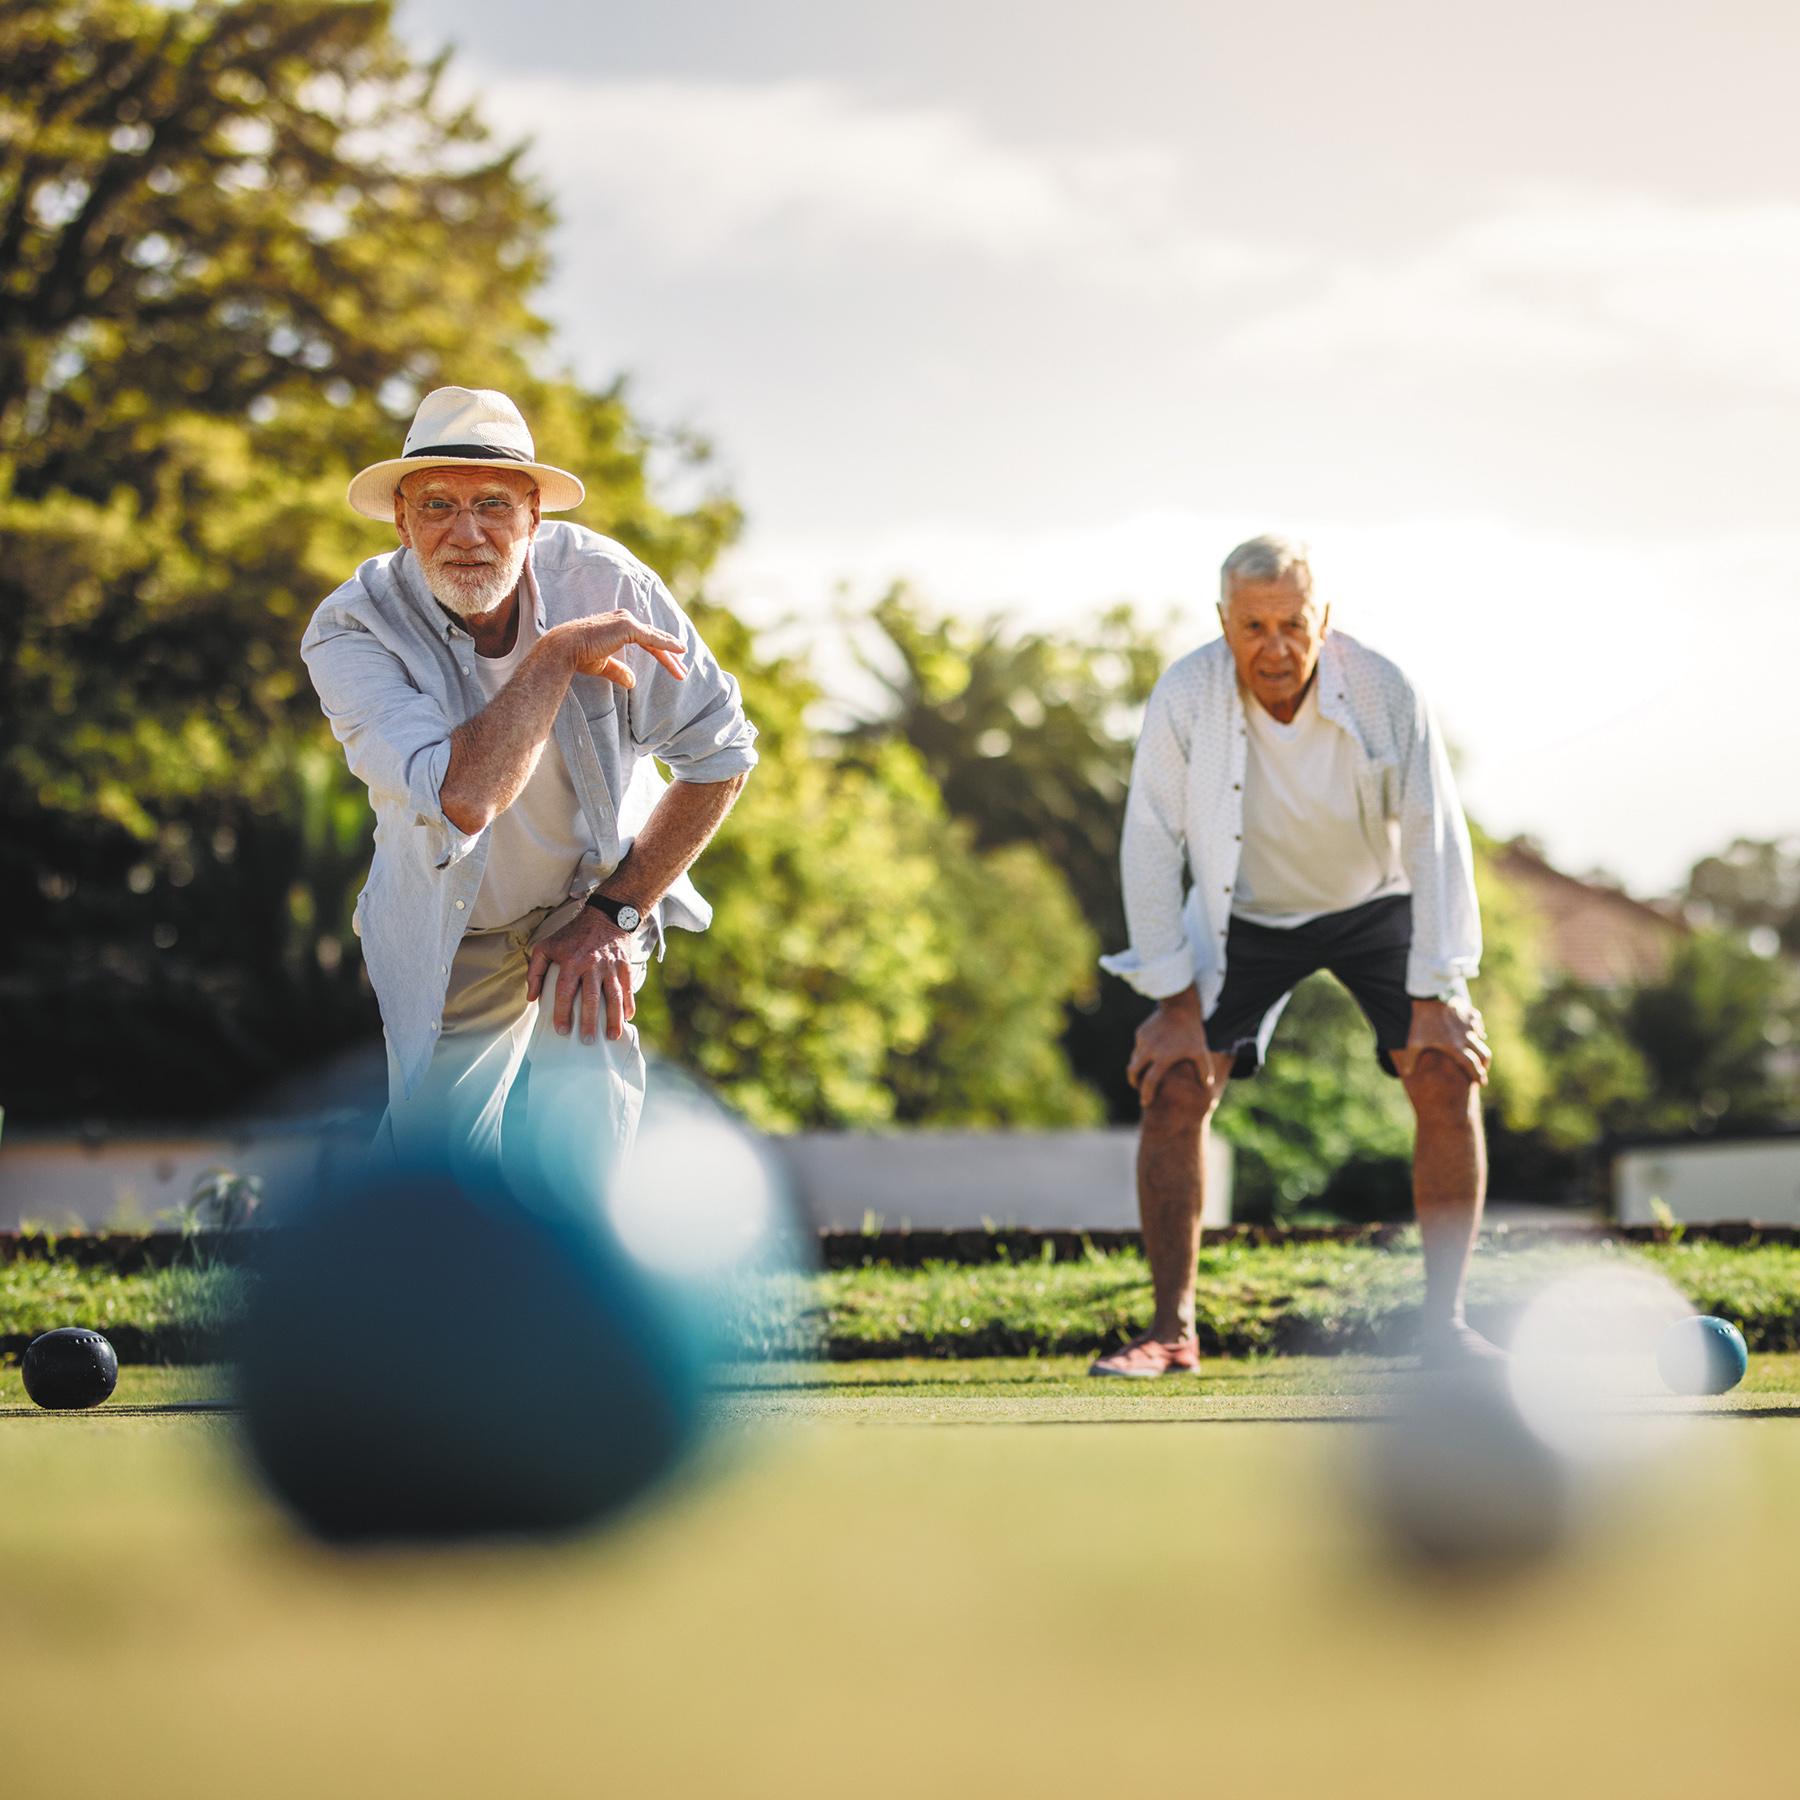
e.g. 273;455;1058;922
616;904;641;931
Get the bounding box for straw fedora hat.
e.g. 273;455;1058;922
346;386;586;520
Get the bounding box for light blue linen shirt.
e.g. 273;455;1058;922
301;521;758;1100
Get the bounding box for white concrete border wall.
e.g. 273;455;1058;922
768;1129;1232;1231
0;1136;339;1232
1614;1139;1800;1226
0;1127;1232;1233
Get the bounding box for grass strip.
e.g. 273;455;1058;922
7;1237;1800;1363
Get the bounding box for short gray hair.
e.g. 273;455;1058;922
1220;533;1315;603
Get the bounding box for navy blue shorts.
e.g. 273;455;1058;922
1206;894;1414;1080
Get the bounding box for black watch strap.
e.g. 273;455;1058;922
584;890;640;928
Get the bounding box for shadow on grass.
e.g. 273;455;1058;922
0;1400;238;1419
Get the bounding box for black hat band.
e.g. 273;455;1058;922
404;442;532;461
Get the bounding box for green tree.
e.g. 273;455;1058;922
1683;837;1800;959
639;606;1101;1131
1624;932;1799;1135
843;586;1167;1118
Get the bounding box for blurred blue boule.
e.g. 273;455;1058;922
237;1154;708;1543
1656;1315;1748;1396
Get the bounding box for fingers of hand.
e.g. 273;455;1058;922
575;616;682;654
631;623;686;655
551;959;585;1036
1139;1058;1164;1108
580;967;600;1045
525;947;548;1002
604;965;627;1041
598;655;636;689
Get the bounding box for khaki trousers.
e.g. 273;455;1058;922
380;896;653;1187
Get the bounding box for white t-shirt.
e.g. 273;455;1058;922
467;604;593;929
1232;677;1409;928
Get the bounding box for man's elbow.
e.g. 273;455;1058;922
439;783;491;837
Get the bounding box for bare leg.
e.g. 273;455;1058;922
1137;1058;1232;1341
1399;1050;1488;1340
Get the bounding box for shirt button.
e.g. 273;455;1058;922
1232;782;1241;791
430;1022;440;1033
1223;884;1232;893
454;899;466;910
463;665;473;676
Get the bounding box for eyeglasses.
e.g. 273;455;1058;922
402;493;535;526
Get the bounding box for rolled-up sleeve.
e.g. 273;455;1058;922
623;573;759;783
301;611;482;872
1397;689;1482;998
1100;677;1198;999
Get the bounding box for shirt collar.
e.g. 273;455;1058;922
1315;635;1373;753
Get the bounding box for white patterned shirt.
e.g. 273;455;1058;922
1100;630;1481;1011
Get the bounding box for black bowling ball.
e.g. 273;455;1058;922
21;1327;119;1409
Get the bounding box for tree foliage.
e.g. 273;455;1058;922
638;606;1102;1132
842;587;1166;1118
1683;836;1800;959
1623;932;1798;1135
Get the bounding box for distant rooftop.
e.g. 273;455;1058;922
1493;839;1689;987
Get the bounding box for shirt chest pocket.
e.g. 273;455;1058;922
1355;757;1401;836
571;674;618;731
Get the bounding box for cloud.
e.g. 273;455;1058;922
479;75;1296;296
1223;191;1800;388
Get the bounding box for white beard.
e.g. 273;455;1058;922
420;536;530;618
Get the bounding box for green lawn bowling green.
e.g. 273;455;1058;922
4;1356;1798;1797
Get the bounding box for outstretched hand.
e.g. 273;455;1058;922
553;611;688;690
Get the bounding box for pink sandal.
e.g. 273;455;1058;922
1088;1335;1201;1378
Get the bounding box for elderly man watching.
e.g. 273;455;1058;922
1096;534;1494;1375
302;386;757;1170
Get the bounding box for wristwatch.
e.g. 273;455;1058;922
585;891;642;932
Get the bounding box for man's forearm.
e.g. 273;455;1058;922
439;637;574;834
598;774;749;912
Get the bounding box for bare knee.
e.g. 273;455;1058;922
1402;1051;1480;1127
1143;1059;1229;1133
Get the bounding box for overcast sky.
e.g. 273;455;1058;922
407;0;1800;895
